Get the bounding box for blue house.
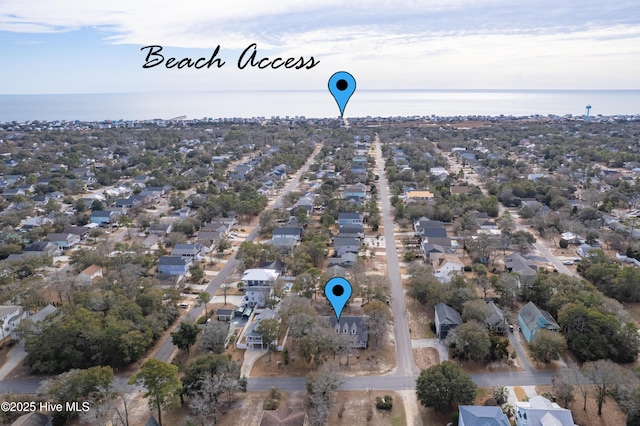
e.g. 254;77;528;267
458;406;509;426
90;210;119;225
518;301;559;343
344;184;366;200
157;256;191;275
337;212;363;226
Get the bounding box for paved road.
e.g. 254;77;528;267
247;370;556;392
153;144;322;362
374;135;419;378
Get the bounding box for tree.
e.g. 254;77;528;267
40;366;114;424
416;361;477;412
197;292;210;318
552;370;575;409
446;321;491;362
171;322;200;355
129;359;182;426
256;318;281;362
461;299;492;323
189;262;205;283
200;322;229;354
529;329;567;363
364;300;391;349
81;376;136;426
118;214;134;238
306;367;343;426
582;359;635;415
493;385;508;405
497;211;515;235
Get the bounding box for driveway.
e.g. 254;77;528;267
411;339;449;363
507;330;533;371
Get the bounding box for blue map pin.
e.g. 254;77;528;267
328;71;356;117
324;277;353;320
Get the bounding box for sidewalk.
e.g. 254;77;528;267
0;342;27;380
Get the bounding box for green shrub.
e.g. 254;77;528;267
375;395;393;410
559;238;569;249
463;265;473;272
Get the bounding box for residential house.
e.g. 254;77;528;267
149;222;173;236
450;186;472;196
504;253;538;279
432;253;464;282
344;183;366;200
485;302;508;335
328;252;358;267
22;241;60;258
0;305;25;342
292;194;314;216
140;185;170;199
518;301;559;343
76;264;104;285
216;309;234;321
264;237;297;255
329;316;368;348
20;216;53;230
90;210;120;225
62;226;91;241
337;212;364;226
414;217;445;238
430;166;449;178
577;243;598;257
325;265;347;278
242;308;280;349
404;190;435;203
171;244;204;260
241;268;279;308
434;302;462;339
172;207;195;218
272;226;303;242
229;164;253;181
256;260;287;276
333;236;362;257
350;156;367;175
458;406;509;426
515;396;575;426
157;256;191;276
115;196;143;209
560;232;583;245
46;233;80;249
338;224;365;239
142;234;160;250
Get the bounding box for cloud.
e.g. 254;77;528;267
1;1;638;90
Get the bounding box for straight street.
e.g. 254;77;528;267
375;134;419;377
153;143;322;362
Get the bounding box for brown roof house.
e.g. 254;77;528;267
76;264;104;285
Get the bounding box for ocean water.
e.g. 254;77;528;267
0;90;639;122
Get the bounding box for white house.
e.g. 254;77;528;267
241;269;279;308
432;253;464;282
0;306;25;342
515;396;575;426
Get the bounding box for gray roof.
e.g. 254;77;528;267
329;315;368;344
29;304;58;323
158;256;188;266
338;212;363;220
333;236;362;247
458;406;509;426
272;227;302;237
485;301;506;328
434;302;462;327
519;301;558;332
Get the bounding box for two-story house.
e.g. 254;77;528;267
337;212;364;226
329;316;368;348
157;256;191;276
241;268;279;308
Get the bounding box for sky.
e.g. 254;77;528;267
1;0;639;94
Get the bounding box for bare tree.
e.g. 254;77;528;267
80;377;136;426
582;359;636;415
552;369;575;409
306;367;343;426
